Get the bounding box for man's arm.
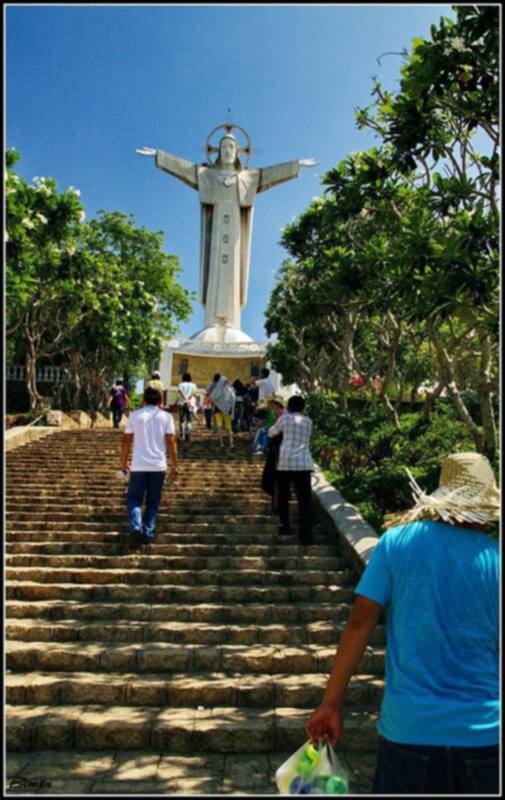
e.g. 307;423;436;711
120;433;134;471
166;434;179;477
306;595;383;747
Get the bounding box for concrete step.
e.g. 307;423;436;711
6;428;383;766
6;554;347;571
6;670;385;708
5;542;338;557
4;749;377;794
6;703;380;753
6;618;386;647
7;581;356;605
6;566;355;587
7;640;386;675
6;531;326;545
6;521;281;533
6;600;354;625
6;502;274;514
6;508;288;530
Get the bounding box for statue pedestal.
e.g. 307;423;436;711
160;337;268;404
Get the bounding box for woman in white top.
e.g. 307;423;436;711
267;394;314;545
178;372;198;442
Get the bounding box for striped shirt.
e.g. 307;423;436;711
267;412;314;471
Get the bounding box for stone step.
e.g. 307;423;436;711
7;581;356;605
7;512;282;525
5;542;338;557
6;600;354;625
6;497;271;511
6;670;385;708
6;554;346;571
4;749;377;795
7;521;281;533
5;491;268;502
6;502;273;513
7;640;386;675
7;459;259;467
6;618;386;647
6;566;354;587
6;467;262;476
6;703;379;753
6;428;383;767
6;531;324;545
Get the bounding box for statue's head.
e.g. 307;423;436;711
215;134;242;170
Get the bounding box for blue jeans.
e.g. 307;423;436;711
373;735;499;795
126;471;165;540
111;406;123;428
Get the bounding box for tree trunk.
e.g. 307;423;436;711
430;331;484;451
379;393;400;428
378;314;401;429
477;329;497;461
422;380;445;420
410;378;421;407
24;329;42;411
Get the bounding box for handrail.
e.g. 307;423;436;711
27;415;45;428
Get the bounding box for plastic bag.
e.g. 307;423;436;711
275;739;349;795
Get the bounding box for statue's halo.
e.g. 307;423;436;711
206;123;252;167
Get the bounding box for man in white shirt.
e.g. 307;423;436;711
120;386;178;549
267;394;314;545
255;368;275;407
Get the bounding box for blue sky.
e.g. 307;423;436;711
6;3;456;342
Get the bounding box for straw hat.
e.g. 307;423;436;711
384;452;500;529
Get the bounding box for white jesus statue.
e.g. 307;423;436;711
137;126;315;343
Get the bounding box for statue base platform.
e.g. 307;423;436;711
160;337;268;404
189;325;254;344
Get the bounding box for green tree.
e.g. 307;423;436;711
60;210;192;409
6;149;87;409
353;5;499;457
6;152;193;412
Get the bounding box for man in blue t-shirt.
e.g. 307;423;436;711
307;452;499;794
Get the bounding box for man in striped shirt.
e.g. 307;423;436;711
267;395;314;545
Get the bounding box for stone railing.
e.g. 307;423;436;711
6;410;112;452
311;465;379;573
6;365;65;383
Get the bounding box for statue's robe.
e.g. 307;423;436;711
155;151;300;331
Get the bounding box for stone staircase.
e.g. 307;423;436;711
6;427;383;794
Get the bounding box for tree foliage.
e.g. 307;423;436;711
266;6;499;459
6;150;193;410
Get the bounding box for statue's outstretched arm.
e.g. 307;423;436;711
136;147;198;190
257;159;318;194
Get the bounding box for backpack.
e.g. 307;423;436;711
210;377;236;416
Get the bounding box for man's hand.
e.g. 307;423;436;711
169;465;179;479
136;147;156;156
299;158;319;168
120;433;133;473
306;703;343;748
